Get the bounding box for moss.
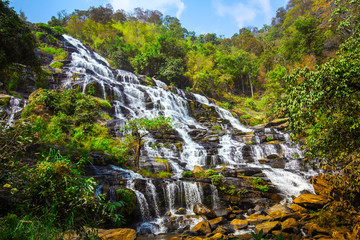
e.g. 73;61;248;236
50;62;63;69
94;98;112;110
0;96;11;107
158;171;172;178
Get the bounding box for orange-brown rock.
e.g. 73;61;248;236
268;211;289;221
208;233;224;239
230;219;248;230
304;223;331;238
255;221;281;235
312;175;331;196
246;214;272;225
282;218;299;233
208;217;226;230
266;204;292;215
191;220;212;235
193;165;206;175
97;228;136;240
293;194;329;210
289;204;308;213
193;203;216;218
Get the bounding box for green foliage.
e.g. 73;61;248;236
250;177;268;192
182;170;193;178
158;171;172;178
209;174;224;185
281;34;360;204
50;61;64;69
0;0;39;71
205;168;216;176
21;89;129;164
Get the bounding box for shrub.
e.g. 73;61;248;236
209;174;224;185
158;171;172;178
205;168;216;176
50;61;64;69
182;170;193;178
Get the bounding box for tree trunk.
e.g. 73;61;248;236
134;138;141;172
248;75;254;98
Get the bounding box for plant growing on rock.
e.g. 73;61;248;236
209;174;224;185
124;115;173;171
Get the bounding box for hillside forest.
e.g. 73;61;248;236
1;0;360;239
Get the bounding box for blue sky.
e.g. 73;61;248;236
10;0;288;37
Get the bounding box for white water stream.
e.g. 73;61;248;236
62;34;316;234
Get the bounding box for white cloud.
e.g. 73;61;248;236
109;0;185;19
212;0;272;29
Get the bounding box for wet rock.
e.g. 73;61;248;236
208;233;224;239
265;204;292;215
143;161;167;173
214;208;231;218
293;194;329;210
167;215;203;232
230;219;248;230
289;204;308;213
97;228;136;240
267;154;280;160
191;220;212;235
281;218;299;233
175;208;186;215
258;159;269;164
208;217;226;230
193;203;216;219
304;223;331;238
246;214;272;225
312;175;332;196
255;221;281;235
212;226;231;235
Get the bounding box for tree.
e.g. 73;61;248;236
282;33;360;206
125;116;172;171
0;0;39;70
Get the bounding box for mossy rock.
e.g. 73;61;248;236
0;94;11;107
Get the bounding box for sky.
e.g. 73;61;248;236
10;0;289;37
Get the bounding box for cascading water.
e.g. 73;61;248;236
5;97;27;128
62;34;317;234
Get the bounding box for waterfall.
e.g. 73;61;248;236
5;97;27;128
210;184;222;209
183;182;203;214
61;34;317;234
146;180;161;218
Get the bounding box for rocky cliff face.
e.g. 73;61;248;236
2;34;318;237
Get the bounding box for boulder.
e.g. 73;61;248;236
265;204;292;215
304;223;331;238
293;194;329;210
281;218;299;233
214;208;231;218
312;175;332;196
258;158;270;164
267;211;289;221
191;220;212;235
289;204;308;213
212;226;231;235
255;221;281;235
193;203;216;218
229;219;248;230
208;217;226;230
208;233;224;240
246;214;272;225
97;228;136;240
